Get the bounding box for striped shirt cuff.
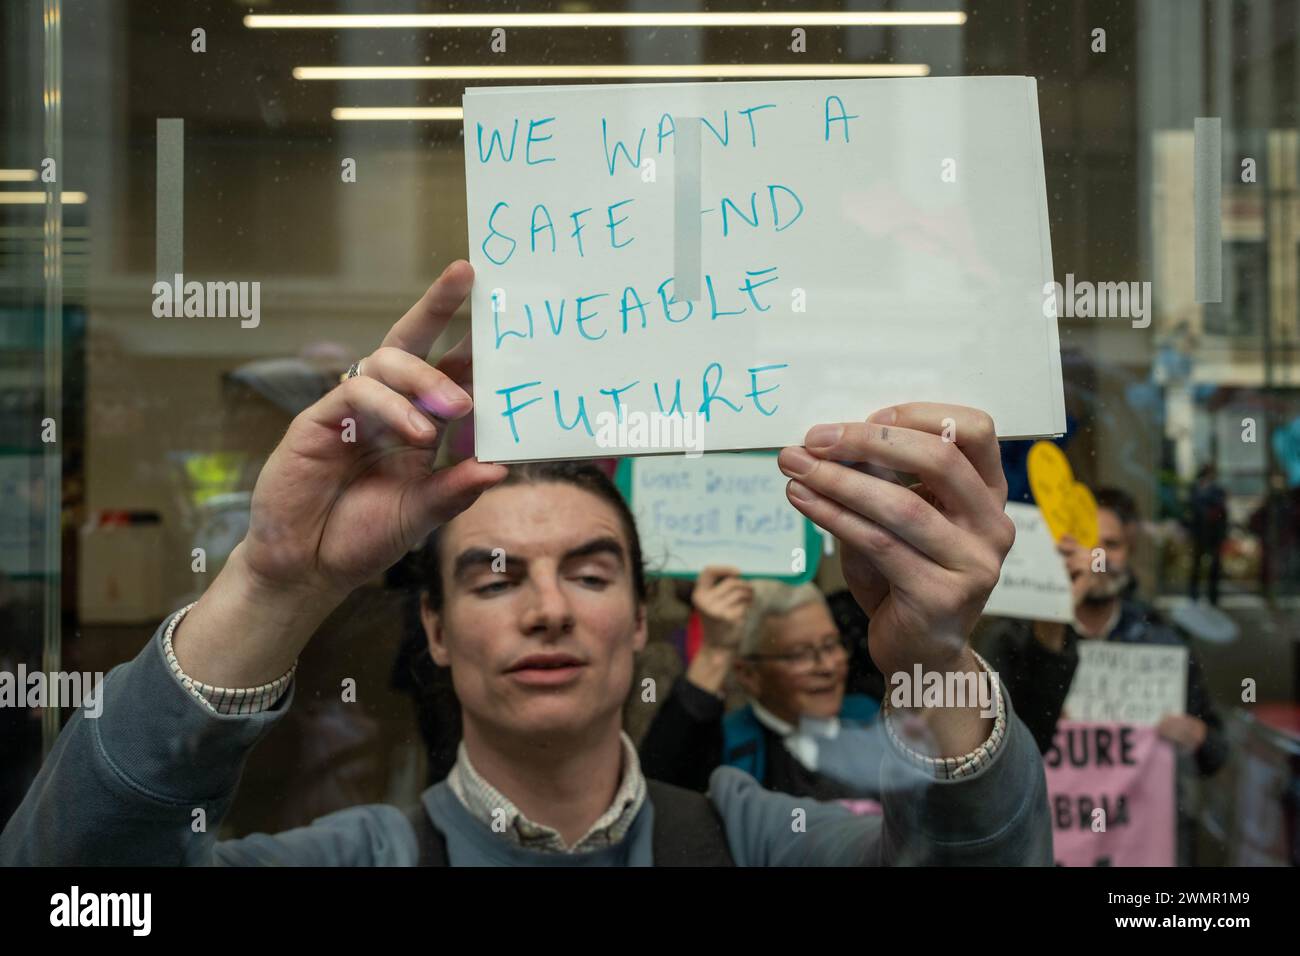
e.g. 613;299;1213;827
882;649;1008;780
162;602;296;715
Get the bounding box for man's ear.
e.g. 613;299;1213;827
420;592;450;667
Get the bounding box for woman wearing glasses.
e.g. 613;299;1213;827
640;572;892;803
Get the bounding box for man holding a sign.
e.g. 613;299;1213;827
3;262;1050;866
983;486;1228;771
981;485;1229;865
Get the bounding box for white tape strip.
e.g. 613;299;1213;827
673;116;702;301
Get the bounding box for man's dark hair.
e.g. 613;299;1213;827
1095;486;1140;527
420;460;648;612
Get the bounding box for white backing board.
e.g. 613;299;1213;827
463;76;1064;462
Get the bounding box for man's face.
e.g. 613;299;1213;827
420;483;646;744
736;601;847;725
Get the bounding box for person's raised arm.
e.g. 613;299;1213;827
0;262;507;865
175;260;506;687
683;565;753;693
640;566;752;790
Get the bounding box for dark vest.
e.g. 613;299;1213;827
405;779;734;866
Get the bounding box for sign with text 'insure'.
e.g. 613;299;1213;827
463;76;1065;462
1045;721;1177;867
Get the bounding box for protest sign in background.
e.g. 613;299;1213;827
1062;642;1188;725
983;501;1074;623
616;452;820;581
1045;721;1176;866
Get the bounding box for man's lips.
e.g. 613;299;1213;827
505;653;586;673
504;654;588;686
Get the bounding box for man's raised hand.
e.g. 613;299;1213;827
242;260;507;600
175;262;506;688
776;403;1014;681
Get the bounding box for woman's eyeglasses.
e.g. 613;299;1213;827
745;636;850;671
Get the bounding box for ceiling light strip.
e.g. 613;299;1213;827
249;13;966;30
332;107;464;120
299;63;930;81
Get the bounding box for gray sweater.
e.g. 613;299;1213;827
0;617;1052;866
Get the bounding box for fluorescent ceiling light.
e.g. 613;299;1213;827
250;12;966;29
0;191;88;203
299;63;930;81
332;107;464;121
0;169;38;182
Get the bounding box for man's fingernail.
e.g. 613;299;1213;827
779;446;817;477
806;424;842;449
868;407;898;425
409;409;438;436
787;479;815;502
439;384;472;410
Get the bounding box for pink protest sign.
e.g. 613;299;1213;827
1043;721;1176;866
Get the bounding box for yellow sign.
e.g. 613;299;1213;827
1027;441;1098;550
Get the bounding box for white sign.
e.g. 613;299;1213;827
463;76;1065;463
983;502;1074;623
1062;643;1189;725
617;453;817;581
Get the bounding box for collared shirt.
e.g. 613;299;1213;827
446;734;647;854
750;700;840;772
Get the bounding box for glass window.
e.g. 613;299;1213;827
2;0;1297;874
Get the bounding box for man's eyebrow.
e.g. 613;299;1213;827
451;547;521;581
562;536;626;567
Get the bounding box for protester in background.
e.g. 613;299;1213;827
1248;472;1300;594
662;574;885;701
981;488;1228;768
978;487;1229;864
640;569;886;800
1186;464;1228;606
